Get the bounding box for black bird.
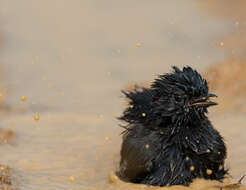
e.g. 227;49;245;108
118;66;227;186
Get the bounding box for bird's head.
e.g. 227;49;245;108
151;66;217;123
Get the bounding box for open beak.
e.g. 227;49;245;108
190;93;218;108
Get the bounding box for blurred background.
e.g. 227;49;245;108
0;1;245;189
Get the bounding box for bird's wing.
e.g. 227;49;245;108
120;132;159;182
185;123;226;161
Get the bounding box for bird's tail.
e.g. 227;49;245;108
118;86;153;127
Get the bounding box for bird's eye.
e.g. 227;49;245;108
175;96;183;103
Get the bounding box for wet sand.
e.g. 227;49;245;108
0;1;245;190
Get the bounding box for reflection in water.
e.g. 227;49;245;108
0;0;245;189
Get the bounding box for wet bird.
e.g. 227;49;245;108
118;66;227;186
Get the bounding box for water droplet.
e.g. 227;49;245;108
136;42;141;48
68;176;75;182
190;166;195;172
34;114;40;121
104;137;110;142
108;172;118;183
206;169;213;175
20;96;27;102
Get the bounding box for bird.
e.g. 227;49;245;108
118;66;227;186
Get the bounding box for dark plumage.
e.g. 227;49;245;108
118;66;227;186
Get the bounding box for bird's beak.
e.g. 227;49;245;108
190;93;218;108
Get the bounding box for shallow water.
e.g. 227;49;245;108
0;1;245;189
